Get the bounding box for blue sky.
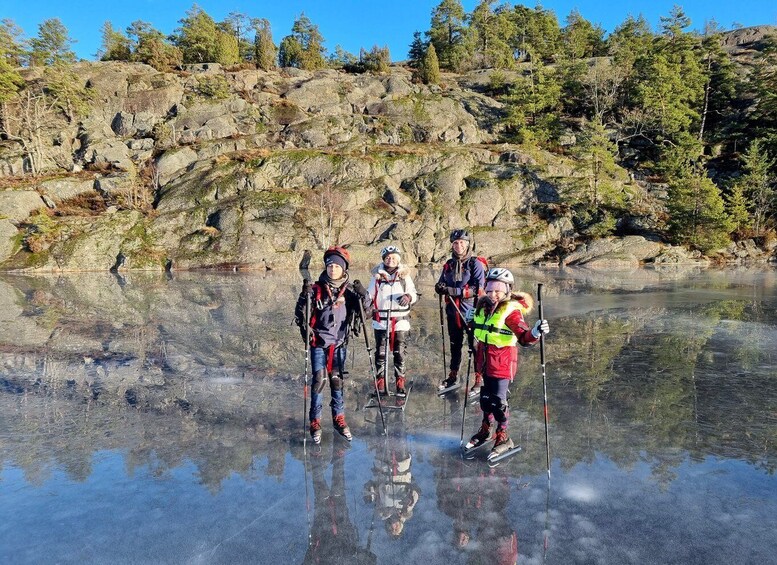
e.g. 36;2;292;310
2;1;776;62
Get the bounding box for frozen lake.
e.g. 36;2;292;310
1;267;775;564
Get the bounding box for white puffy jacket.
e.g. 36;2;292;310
367;264;418;331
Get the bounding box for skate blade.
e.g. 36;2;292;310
487;446;522;465
437;383;463;396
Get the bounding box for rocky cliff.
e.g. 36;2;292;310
0;61;773;271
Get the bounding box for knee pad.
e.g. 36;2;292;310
312;370;327;394
480;393;507;414
330;374;343;391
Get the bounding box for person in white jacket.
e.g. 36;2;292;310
367;246;418;396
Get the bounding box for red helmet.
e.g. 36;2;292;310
323;246;350;270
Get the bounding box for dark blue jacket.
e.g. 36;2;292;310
295;273;372;348
437;256;486;317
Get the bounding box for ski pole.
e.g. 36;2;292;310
302;282;312;446
447;297;476;445
438;294;447;379
384;276;394;393
358;299;387;435
538;283;550;479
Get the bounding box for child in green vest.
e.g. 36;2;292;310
465;268;550;458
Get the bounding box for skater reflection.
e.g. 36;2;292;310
435;455;518;565
363;415;421;539
303;444;376;565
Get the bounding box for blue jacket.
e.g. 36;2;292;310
295;273;372;348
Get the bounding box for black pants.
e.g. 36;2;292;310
374;329;408;379
446;311;470;373
480;376;510;429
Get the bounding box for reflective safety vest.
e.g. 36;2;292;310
473;301;521;347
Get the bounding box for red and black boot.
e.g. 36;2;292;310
333;414;352;441
309;419;322;445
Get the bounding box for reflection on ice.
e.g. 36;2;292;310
1;267;776;564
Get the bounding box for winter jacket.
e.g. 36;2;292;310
437;255;486;320
368;264;418;331
294;272;372;348
473;292;538;380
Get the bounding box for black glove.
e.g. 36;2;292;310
398;294;412;307
434;281;448;296
353;279;368;297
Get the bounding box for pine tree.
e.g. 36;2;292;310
468;0;516;69
252;19;277;71
223;12;252;60
572;118;621;208
361;46;391;74
561;9;605;60
408;31;427;69
634;8;705;143
29;18;77;66
98;21;132;61
725;182;751;236
667;157;732;252
173;5;220;63
0;20;25;102
419;43;441;85
428;0;468;71
213;29;239;65
508;5;560;63
698;21;737;144
279;14;326;70
738;139;776;236
127;21;182;71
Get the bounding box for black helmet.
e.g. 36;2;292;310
449;229;471;243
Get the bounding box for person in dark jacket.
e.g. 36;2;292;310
434;229;486;391
295;246;371;444
464;267;549;458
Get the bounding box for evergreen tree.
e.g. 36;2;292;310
0;19;26;67
173;5;220;63
725;182;751;236
468;0;516;69
223;12;252;60
634;7;705;143
328;45;358;70
698;21;737;144
127;21;182;71
419;43;441;85
428;0;468;71
665;142;731;251
213;29;240;65
503;59;562;144
278;35;304;68
750;36;777;155
508;5;560;62
408;31;427;69
361;46;391;74
29;18;77;66
279;14;326;70
572;118;621;208
43;62;92;122
252;19;277;71
0;20;25;102
98;21;132;61
738;139;776;236
561;9;605;60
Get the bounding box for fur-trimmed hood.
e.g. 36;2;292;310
476;291;534;315
371;263;410;281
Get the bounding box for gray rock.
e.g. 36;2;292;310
38;178;96;202
0;218;19;262
155;148;198;187
0;190;44;222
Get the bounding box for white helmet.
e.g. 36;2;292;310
381;245;401;259
486;267;514;286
